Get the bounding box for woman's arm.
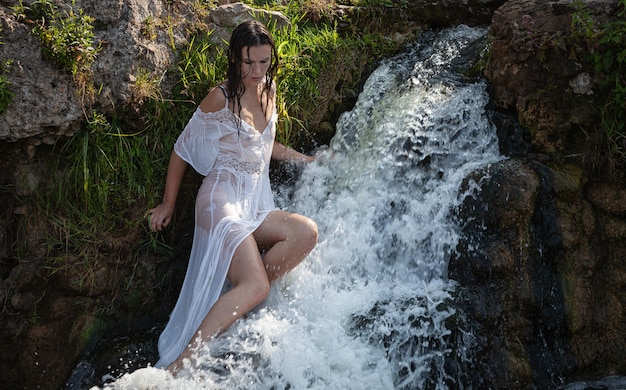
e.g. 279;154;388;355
148;86;226;231
272;141;315;164
148;150;187;231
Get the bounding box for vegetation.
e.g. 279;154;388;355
12;0;101;99
0;62;12;114
570;0;626;180
273;16;395;146
0;27;13;114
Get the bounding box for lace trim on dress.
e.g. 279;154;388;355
214;155;264;175
195;108;239;128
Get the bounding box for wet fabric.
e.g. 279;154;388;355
155;93;277;368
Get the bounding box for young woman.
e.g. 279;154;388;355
147;20;318;373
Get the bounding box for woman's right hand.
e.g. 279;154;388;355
147;151;187;232
147;202;174;232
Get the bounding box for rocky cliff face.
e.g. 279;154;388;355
0;0;291;143
0;0;624;388
450;0;626;388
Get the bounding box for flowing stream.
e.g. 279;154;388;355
96;25;503;389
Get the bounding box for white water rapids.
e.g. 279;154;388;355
99;25;503;389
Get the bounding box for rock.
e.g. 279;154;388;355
208;3;291;45
452;159;540;282
397;0;506;28
452;157;626;386
587;183;626;215
210;2;290;29
86;0;180;121
451;159;580;388
485;0;620;158
0;7;83;142
482;0;626;382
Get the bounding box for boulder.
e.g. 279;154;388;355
451;0;626;386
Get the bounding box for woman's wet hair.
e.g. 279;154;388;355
226;20;278;121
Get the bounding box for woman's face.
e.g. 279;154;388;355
239;44;272;88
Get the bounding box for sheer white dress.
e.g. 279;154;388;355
155;89;277;368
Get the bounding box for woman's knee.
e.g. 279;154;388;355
251;278;271;306
229;238;271;304
297;217;318;253
236;272;271;307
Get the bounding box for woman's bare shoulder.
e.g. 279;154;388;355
198;85;227;113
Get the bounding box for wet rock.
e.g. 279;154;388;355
452;156;626;387
479;0;626;384
485;0;619;157
451;159;574;388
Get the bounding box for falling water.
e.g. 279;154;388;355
97;25;503;389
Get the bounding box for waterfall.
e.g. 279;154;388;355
99;25;503;389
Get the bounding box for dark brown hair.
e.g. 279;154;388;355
226;20;278;120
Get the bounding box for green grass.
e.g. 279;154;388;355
0;28;13;114
0;61;12;115
570;0;626;180
12;0;101;98
273;20;396;147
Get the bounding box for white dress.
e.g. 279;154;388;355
155;90;277;368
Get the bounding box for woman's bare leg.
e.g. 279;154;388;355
166;235;270;372
254;210;318;282
166;211;317;373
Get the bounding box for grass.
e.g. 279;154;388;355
274;20;396;147
0;28;13;114
570;0;626;180
12;0;101;100
0;61;12;115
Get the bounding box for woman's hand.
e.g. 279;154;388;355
147;202;174;232
272;142;334;164
147;151;187;232
313;145;335;161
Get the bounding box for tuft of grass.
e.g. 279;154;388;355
0;27;13;114
49;110;162;233
272;14;396;148
130;67;163;105
0;61;13;114
12;0;101;99
175;31;228;104
0;29;13;114
141;16;159;40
